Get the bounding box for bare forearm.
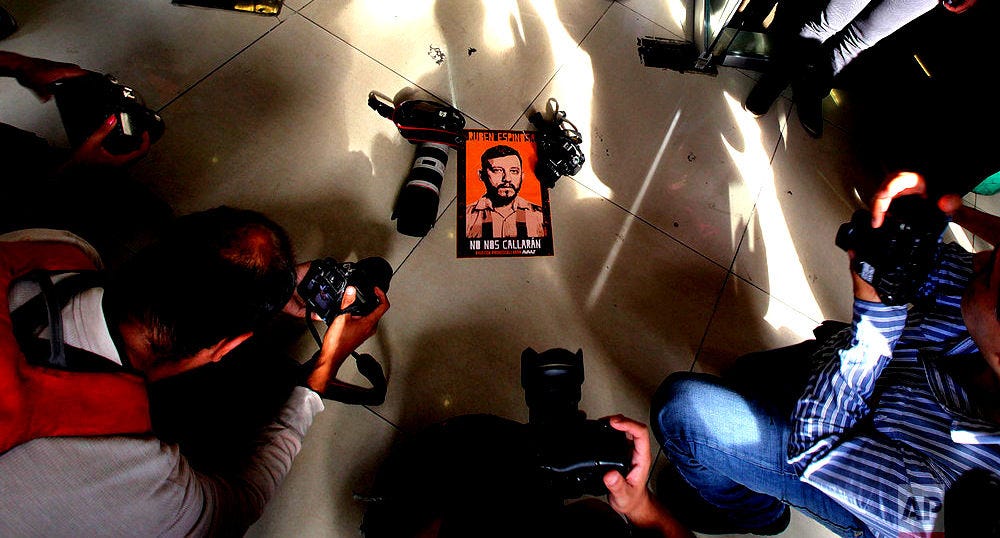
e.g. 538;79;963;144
0;51;29;77
952;204;1000;247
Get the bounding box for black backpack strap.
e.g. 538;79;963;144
10;271;128;373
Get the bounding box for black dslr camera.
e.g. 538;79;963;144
50;71;165;155
835;195;948;306
368;91;466;237
528;99;585;189
297;257;393;323
296;257;393;406
521;347;632;499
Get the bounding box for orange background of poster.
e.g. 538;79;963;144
463;132;542;206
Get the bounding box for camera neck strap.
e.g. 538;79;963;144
303;304;388;406
367;92;395;121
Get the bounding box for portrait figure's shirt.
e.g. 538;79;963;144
465;196;547;238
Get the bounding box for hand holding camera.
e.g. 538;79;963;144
306;286;390;393
294;256;393;405
837;194;948;305
49;70;164;156
0;52;86;101
521;347;633;499
61;114;151;171
603;415;676;532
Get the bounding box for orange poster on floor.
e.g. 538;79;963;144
457;130;554;258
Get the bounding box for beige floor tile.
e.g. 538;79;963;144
731;111;864;325
300;0;612;130
129;13;458;270
245;404;399;538
618;0;687;38
283;0;311;11
0;0;280;143
696;274;820;375
516;2;790;269
374;182;726;432
1;2;959;537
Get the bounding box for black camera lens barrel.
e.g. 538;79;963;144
354;256;393;295
393;142;450;237
521;347;586;425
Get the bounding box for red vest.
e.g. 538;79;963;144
0;240;150;454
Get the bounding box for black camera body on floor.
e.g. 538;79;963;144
521;347;632;499
528;102;585;189
50;71;164;155
297;256;392;323
835;195;948;305
368;91;465;237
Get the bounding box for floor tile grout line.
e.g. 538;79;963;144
689;123;789;371
566;175;732;273
507;1;614;131
358;195;458;434
155;15;289;114
612;0;687;41
293;10;495;130
688;261;736;372
701;130;845;328
362;404;405;433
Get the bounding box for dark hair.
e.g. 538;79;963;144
107;206;296;361
945;469;1000;537
480;144;522;170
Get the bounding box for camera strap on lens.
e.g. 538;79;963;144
302;304;388;406
367;91;396;121
528;98;586;188
534;98;583;145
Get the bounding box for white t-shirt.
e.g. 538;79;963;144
0;229;325;536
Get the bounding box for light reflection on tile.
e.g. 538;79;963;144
1;1;942;536
300;0;611;129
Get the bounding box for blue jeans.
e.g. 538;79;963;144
651;343;874;538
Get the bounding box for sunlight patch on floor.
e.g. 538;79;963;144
723;91;824;328
587;110;682;308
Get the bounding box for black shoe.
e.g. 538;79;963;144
791;41;832;138
0;8;17;40
793;79;825;138
654;465;792;535
745;71;791;118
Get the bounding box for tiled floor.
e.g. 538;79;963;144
2;1;996;537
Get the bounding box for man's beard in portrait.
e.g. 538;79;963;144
487;182;518;206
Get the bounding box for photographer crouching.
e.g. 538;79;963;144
651;172;1000;537
0;206;389;536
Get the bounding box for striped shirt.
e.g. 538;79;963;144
788;243;1000;537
